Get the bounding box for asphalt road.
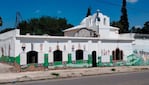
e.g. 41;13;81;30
5;71;149;85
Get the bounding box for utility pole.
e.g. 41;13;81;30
15;12;22;29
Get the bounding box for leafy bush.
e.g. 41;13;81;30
51;72;60;77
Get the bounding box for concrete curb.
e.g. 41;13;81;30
0;66;149;84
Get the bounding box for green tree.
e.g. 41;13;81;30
119;0;129;33
111;21;123;31
17;16;73;36
130;26;142;33
141;21;149;34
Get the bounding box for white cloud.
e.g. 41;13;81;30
57;10;62;14
34;9;40;14
135;25;142;28
127;0;138;3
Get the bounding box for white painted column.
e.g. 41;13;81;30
88;40;92;55
15;40;21;57
48;52;53;63
67;40;72;53
63;51;68;62
72;51;76;61
97;41;101;62
38;52;44;64
84;50;88;60
97;41;101;56
44;40;48;54
20;52;27;65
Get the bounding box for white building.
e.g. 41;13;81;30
120;33;149;64
0;10;139;68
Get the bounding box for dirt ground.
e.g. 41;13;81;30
0;63;15;73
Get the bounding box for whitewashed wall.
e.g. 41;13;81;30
17;36;100;64
118;41;133;61
133;39;149;52
100;41;117;62
20;53;27;65
100;40;133;62
0;29;19;57
16;36;133;64
0;29;129;65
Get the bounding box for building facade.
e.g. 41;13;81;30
0;10;147;69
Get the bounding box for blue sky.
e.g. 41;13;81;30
0;0;149;30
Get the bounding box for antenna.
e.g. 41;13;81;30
15;12;22;29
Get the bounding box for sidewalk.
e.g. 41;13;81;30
0;66;149;84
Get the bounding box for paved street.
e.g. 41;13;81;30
5;71;149;85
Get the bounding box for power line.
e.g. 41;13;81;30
95;0;121;7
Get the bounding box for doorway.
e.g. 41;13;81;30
27;51;38;64
92;51;97;67
53;50;63;62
